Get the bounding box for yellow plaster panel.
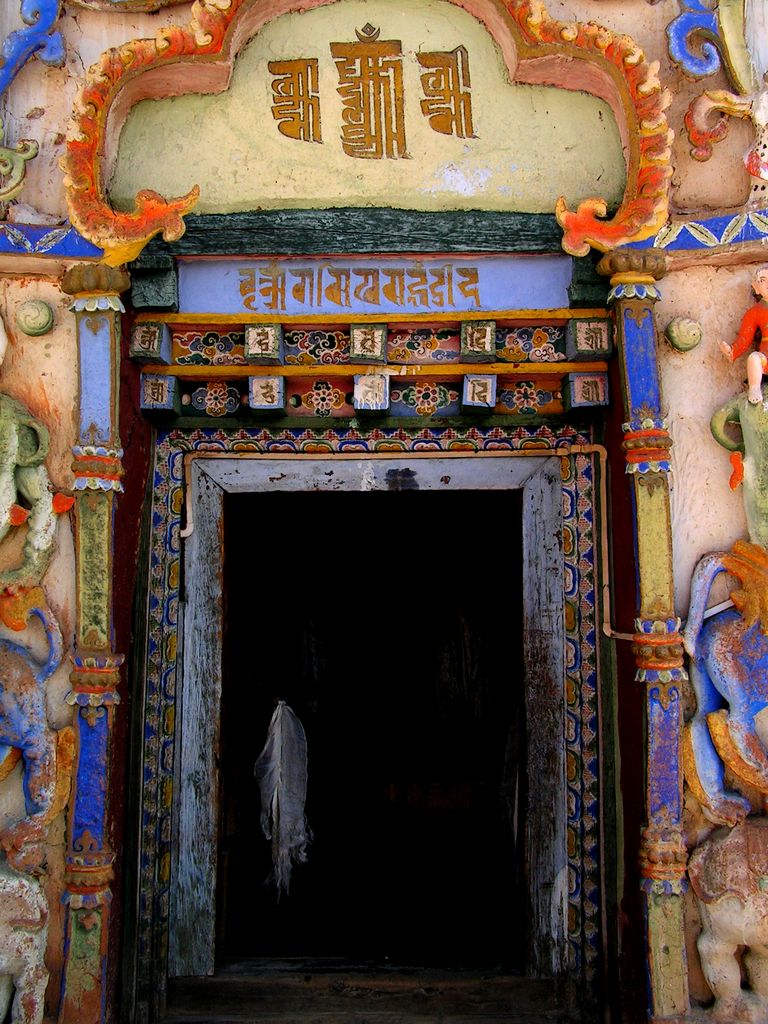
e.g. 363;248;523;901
634;475;675;618
109;0;626;215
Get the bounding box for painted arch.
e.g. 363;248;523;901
62;0;673;265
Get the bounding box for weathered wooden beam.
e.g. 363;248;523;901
138;209;566;257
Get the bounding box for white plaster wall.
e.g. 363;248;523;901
657;266;761;614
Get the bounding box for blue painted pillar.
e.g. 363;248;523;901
600;252;689;1021
59;265;129;1024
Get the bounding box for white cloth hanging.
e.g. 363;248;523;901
254;701;311;895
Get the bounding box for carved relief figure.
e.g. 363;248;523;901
684;286;768;1015
0;316;75;1022
0;589;69;871
683;541;768;827
689;818;768;1023
0;862;49;1024
719;266;768;404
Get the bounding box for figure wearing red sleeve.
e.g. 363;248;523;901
720;267;768;404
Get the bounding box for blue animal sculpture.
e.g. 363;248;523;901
0;589;65;872
683;541;768;826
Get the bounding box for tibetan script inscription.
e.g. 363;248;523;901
417;46;474;138
330;36;408;159
268;59;322;142
238;264;481;313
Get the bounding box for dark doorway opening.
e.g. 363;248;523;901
217;488;525;970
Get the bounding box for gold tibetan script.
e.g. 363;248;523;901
331;32;408;159
417;46;474;138
268;59;322;143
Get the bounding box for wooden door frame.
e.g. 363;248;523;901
127;433;603;1024
170;454;567;976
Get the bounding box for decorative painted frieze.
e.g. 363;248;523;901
183;382;241;417
175;329;247;366
496;325;565;362
388;327;458;363
497;381;559;415
287;379;353;417
285;328;349;364
389;381;460;417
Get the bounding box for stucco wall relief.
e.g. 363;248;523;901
0;316;75;1022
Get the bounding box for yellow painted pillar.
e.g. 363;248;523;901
599;251;689;1021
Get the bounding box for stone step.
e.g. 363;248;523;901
162;1014;572;1023
164;970;575;1022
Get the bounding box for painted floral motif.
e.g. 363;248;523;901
175;330;246;365
498;381;556;413
390;382;460;415
498;326;566;362
189;382;241;416
290;380;347;416
284;329;350;364
388;328;459;363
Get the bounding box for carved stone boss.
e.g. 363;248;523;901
59;263;129;1024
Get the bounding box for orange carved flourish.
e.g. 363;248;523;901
63;0;672;263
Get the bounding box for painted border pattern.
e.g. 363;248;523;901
137;422;600;1004
62;0;671;264
563;453;600;979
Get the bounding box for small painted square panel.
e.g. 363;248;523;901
353;373;390;412
350;323;387;363
566;319;612;360
248;376;286;411
563;372;609;410
140;374;180;412
245;324;284;364
461;320;496;362
130;322;172;364
462;374;497;410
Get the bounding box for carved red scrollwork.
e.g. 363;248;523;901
62;0;672;264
